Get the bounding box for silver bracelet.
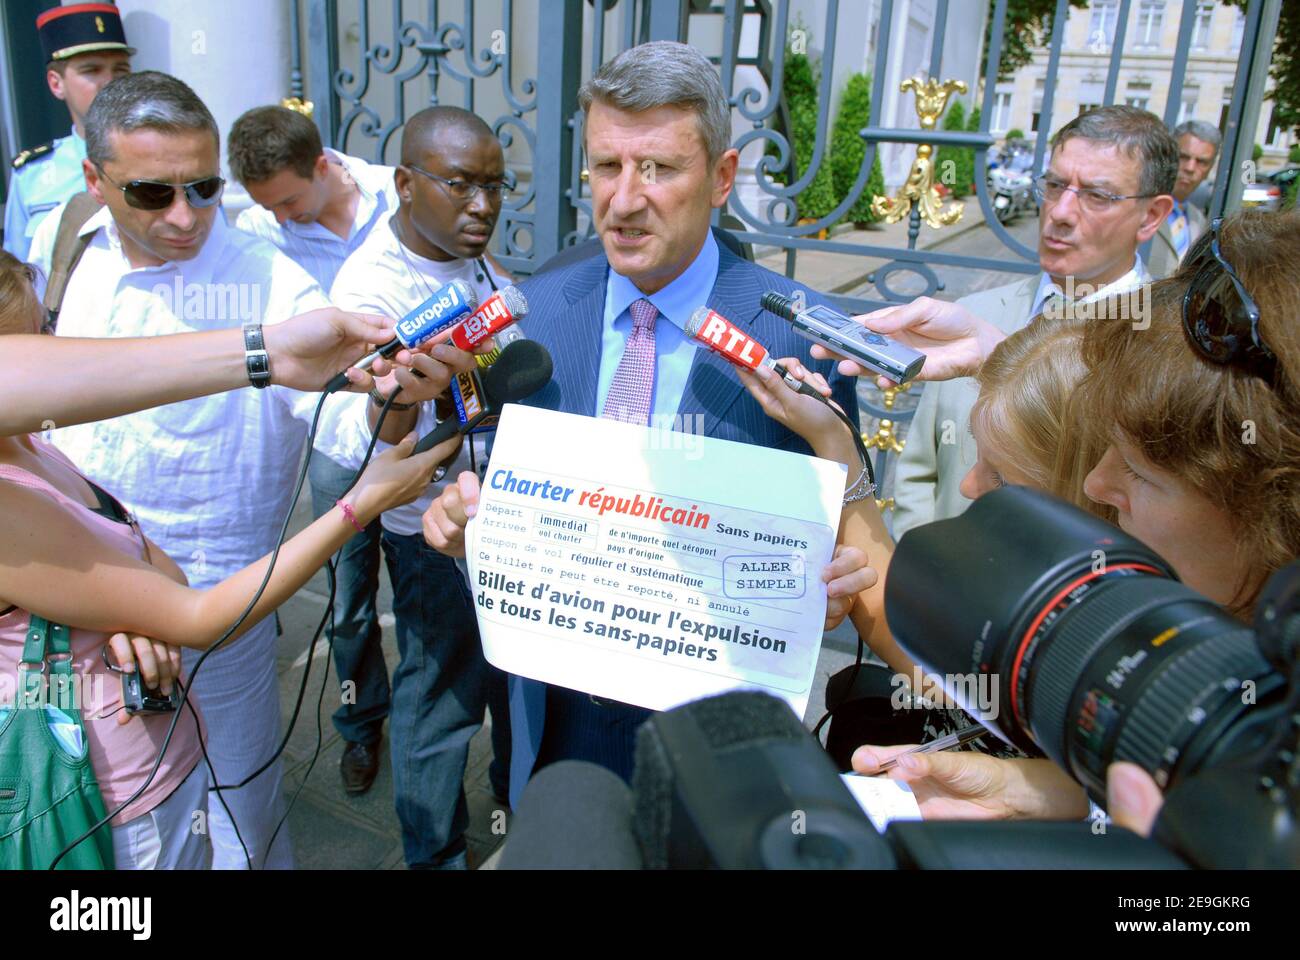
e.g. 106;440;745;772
842;461;877;504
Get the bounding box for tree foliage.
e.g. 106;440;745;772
830;72;887;224
1227;0;1300;138
981;0;1090;80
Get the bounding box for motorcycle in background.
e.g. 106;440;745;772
987;138;1037;224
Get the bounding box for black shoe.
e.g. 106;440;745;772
340;740;381;795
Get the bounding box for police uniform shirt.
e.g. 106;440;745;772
4;128;88;262
233;148;398;291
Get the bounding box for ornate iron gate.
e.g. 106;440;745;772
297;0;1280;500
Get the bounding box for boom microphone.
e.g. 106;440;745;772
632;690;895;869
497;761;643;869
412;338;553;455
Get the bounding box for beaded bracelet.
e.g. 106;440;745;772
336;499;365;533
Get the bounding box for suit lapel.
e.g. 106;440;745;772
678;244;761;437
552;253;608;417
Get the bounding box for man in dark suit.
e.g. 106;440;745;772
423;41;868;807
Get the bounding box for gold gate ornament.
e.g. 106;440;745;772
870;77;968;229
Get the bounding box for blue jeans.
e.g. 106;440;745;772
383;530;503;867
308;450;389;746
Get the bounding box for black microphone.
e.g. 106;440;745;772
497;761;643;869
632;690;895;869
411;338;553;455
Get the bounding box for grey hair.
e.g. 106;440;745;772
578;41;731;161
1051;104;1179;197
1172;119;1222;154
85;71;219;166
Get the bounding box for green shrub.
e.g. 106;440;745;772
1285;175;1298;210
830;72;887;224
1253;142;1264;162
934;101;981;198
778;48;838;220
1288;143;1300;164
1004;127;1025;141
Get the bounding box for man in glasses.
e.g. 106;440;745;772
26;71;477;870
228;104;400;799
1147;120;1219;280
3;3;132;261
891;105;1176;537
327;105;513;869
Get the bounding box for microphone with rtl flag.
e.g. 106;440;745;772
324;281;529;393
686;304;874;487
684;306;822;399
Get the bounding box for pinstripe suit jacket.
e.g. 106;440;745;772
504;238;860;805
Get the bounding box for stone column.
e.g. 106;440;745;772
116;1;292;217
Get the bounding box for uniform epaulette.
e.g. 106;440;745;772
11;141;55;170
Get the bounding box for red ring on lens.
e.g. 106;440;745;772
1008;563;1163;728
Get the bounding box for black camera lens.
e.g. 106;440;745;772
885;486;1282;797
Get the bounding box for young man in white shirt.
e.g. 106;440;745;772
27;72;473;869
228;105;400;796
329;105;512;869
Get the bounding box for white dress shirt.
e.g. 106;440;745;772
29;207;332;588
1030;256;1150;318
233;148;397;292
329;217;510;536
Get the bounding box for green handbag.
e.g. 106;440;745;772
0;615;115;869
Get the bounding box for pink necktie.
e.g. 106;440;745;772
602;298;657;426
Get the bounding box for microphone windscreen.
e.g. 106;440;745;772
480;338;553;404
497;761;642;869
499;284;528;318
632;691;895;869
685;305;711;338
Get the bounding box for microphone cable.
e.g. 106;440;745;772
48;384;402;869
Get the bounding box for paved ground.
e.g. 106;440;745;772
270;212;1042;869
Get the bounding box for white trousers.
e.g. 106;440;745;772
182;618;294;869
111;762;211;869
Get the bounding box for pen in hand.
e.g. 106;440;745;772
867;724;989;774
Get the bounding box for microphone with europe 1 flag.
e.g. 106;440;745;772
685;304;875;489
324;278;477;392
412;338;554;455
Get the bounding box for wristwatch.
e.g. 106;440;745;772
243;323;271;389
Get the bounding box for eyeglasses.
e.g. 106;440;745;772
1181;217;1277;384
404;164;510;202
1033;174;1154;214
95;165;225;211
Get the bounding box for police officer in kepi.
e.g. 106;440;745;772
3;2;132;261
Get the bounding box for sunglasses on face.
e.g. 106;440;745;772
1181;217;1277;384
96;165;225;211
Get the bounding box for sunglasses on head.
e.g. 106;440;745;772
96;164;225;211
1181;217;1277;384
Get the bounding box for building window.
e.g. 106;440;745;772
1176;87;1199;125
1191;2;1214;50
1088;0;1119;48
1230;8;1245;52
1219;85;1234;134
1030;79;1045;133
1078;78;1105;118
1135;1;1164;48
1125;82;1152;112
991;89;1014;133
1266;109;1288;150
